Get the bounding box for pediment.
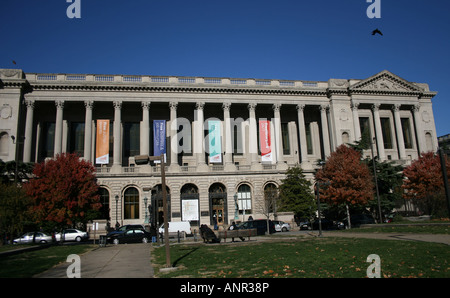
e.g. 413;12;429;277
350;70;423;94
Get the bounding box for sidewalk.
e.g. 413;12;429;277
34;243;154;278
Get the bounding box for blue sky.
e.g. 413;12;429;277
1;0;449;136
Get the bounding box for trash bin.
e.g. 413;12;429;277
99;235;107;247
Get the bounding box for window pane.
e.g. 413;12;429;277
401;118;413;149
124;188;139;219
380;118;393;149
281;123;290;155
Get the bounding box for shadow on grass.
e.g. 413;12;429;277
172;247;199;267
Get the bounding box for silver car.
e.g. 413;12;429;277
55;229;89;242
273;221;291;232
13;232;53;244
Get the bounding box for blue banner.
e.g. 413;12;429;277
153;120;166;162
208;120;222;163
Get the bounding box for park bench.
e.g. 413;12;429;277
218;228;257;242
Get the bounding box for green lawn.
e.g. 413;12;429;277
152;238;450;278
0;244;95;278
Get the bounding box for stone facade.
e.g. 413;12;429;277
0;69;438;228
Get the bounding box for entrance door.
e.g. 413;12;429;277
209;183;227;226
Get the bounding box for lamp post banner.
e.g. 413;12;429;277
208;120;222;163
259;120;272;162
153;120;166;163
95;119;109;164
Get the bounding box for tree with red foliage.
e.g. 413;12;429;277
24;153;101;231
315;145;374;227
402;152;450;217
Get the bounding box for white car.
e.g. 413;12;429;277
273;221;291;232
55;229;89;242
13;232;53;244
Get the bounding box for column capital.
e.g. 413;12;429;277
169;101;178;111
55;100;64;109
113;101;122;110
195;101;205;110
296;104;305;112
392;104;401;112
412;104;420;112
351;101;359;111
319;104;329;111
371;103;381;111
141;101;151;110
222;102;231;111
24;99;35;109
247;103;257;111
272;103;281;112
84;100;94;109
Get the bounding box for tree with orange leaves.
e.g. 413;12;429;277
402;152;450;217
24;153;102;231
315;145;374;227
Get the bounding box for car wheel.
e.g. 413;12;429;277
75;236;81;242
142;237;148;243
113;238;120;245
282;227;287;232
40;240;47;244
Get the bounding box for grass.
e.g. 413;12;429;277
152;238;450;278
337;224;450;234
0;244;95;278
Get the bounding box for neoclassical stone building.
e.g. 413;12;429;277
0;69;438;228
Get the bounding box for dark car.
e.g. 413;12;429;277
344;214;375;228
106;224;146;243
107;227;151;244
236;219;276;235
312;218;338;230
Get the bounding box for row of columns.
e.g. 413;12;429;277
351;102;423;160
21;99;335;165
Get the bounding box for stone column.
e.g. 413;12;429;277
319;104;331;158
112;101;122;168
248;103;261;170
412;104;424;153
194;102;208;171
296;104;308;164
169;102;180;171
351;101;361;142
372;103;386;160
83;100;93;162
273;104;287;170
54;100;64;157
392;104;406;160
23;99;34;162
223;102;236;171
141;101;150;156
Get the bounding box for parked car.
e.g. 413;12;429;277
159;221;192;235
297;218;312;230
311;218;339;230
273;220;291;232
343;214;375;228
13;232;53;244
55;229;89;242
106;224;145;238
107;228;151;244
236;219;276;235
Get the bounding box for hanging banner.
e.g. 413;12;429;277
96;120;110;164
259;120;272;162
208;120;222;163
153;120;166;163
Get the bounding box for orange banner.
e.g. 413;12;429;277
96;120;109;164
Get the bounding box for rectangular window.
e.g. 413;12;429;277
281;123;290;155
42;122;55;158
359;117;371;138
380;118;393;149
401;118;413;149
305;123;313;155
70;122;85;156
123;123;140;165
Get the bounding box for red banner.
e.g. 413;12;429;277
259;120;272;162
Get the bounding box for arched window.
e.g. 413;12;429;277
237;184;252;215
124;187;139;219
264;183;278;214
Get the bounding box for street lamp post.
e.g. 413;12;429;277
370;137;383;224
315;181;330;237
